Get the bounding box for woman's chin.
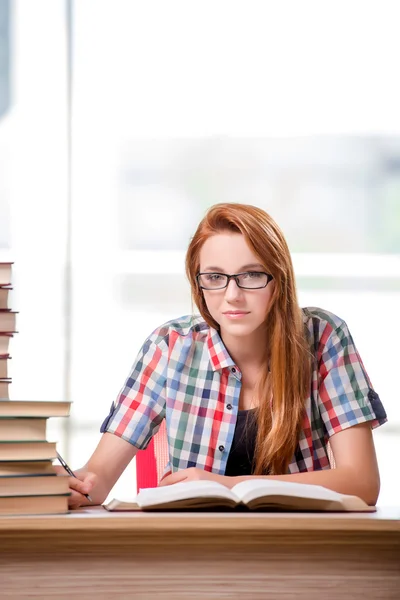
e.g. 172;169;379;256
220;322;259;338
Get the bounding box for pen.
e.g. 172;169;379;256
56;451;93;502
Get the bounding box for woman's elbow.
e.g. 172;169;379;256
360;470;380;506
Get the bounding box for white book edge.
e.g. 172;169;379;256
136;480;237;507
134;478;370;510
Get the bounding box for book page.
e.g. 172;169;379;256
104;498;141;511
231;478;346;505
137;480;238;508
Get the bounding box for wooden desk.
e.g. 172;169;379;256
0;507;399;599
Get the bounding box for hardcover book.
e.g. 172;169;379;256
105;479;375;513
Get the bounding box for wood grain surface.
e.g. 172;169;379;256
0;506;399;599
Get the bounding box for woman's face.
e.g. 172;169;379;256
198;232;274;342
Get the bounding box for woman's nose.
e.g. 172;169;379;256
224;278;242;300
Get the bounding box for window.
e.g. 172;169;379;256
2;1;399;505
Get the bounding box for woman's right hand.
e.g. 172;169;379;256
53;432;139;509
54;465;98;509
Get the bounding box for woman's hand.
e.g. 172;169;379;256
159;467;234;488
54;465;98;509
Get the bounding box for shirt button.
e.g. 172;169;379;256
218;445;225;452
231;367;236;373
226;404;232;410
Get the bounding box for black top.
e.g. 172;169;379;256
224;409;257;476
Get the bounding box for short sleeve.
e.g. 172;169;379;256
317;320;387;439
100;334;167;450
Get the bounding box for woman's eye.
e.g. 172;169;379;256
243;272;261;279
206;274;222;281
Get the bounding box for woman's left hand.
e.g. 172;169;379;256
159;467;234;488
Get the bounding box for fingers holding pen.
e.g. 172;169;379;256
54;465;97;508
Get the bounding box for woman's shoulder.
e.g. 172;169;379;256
302;306;347;331
301;306;351;348
149;314;210;343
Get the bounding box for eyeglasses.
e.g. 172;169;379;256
197;271;273;290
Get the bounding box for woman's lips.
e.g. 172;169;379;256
223;311;250;319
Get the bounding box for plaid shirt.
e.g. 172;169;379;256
101;307;387;474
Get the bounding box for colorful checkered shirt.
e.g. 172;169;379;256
101;307;387;474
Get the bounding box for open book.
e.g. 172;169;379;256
104;479;375;512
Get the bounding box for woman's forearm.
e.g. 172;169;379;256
230;467;380;505
75;433;139;506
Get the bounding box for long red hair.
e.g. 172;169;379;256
185;203;311;475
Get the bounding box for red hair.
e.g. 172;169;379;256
185;203;311;475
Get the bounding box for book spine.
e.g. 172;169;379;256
0;268;14;390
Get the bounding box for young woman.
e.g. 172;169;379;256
65;203;387;508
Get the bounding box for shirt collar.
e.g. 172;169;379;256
207;327;236;371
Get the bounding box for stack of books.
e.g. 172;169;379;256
0;262;71;515
0;262;15;400
0;400;71;515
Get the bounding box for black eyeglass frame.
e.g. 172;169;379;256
196;271;274;290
